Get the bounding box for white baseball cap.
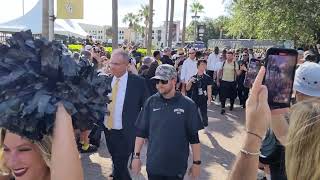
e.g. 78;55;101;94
293;62;320;97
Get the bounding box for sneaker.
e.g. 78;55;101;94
221;109;226;115
229;106;234;111
80;144;98;153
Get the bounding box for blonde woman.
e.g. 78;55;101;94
0;104;83;180
286;99;320;180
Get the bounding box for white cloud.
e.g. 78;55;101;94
0;0;227;28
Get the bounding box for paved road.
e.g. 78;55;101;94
81;101;246;180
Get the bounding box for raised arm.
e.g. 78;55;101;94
51;103;84;180
229;67;270;180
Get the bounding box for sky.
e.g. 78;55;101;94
0;0;227;28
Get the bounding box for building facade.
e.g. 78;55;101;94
79;21;181;48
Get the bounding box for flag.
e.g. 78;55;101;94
57;0;83;19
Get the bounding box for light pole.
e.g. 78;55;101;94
191;15;200;41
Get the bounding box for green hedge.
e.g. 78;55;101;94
68;44;149;56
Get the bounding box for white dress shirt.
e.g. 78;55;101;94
105;71;128;130
207;53;220;71
180;58;198;83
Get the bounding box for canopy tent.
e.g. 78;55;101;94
0;0;88;38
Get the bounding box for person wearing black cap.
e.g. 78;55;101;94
131;64;203;179
186;59;212;133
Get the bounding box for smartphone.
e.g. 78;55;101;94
264;48;298;109
243;58;262;88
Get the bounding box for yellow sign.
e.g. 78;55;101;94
57;0;83;19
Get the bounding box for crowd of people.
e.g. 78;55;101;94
1;34;320;180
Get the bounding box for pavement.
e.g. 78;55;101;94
81;101;246;180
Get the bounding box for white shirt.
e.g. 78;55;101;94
105;71;128;130
207;53;220;71
214;61;224;72
180;58;197;83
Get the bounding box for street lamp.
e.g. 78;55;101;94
191;15;200;41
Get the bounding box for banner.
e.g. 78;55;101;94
57;0;83;19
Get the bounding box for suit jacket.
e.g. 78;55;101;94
117;73;150;152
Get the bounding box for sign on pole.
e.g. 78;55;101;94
57;0;83;19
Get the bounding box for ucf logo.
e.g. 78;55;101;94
174;108;185;115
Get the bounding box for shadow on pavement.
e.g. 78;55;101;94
204;132;236;170
207;103;245;138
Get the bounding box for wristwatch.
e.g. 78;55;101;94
133;152;140;159
193;160;201;165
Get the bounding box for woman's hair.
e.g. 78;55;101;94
0;129;52;175
286;98;320;180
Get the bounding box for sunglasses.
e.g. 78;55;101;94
189;52;196;54
155;79;169;84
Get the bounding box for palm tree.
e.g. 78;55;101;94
190;0;204;40
123;12;140;42
147;0;154;55
182;0;188;47
168;0;175;48
112;0;118;49
190;0;204;17
138;5;150;48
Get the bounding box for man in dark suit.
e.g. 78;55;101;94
104;49;149;180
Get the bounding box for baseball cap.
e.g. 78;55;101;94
293;62;320;97
142;56;153;64
84;45;92;51
151;64;177;81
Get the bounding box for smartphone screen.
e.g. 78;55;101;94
244;59;261;88
264;49;298;109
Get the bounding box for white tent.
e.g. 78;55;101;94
0;0;88;38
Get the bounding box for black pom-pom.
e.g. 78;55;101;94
0;31;112;140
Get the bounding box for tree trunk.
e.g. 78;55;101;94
147;0;154;55
168;0;174;48
165;0;169;47
144;21;148;48
112;0;118;49
182;0;187;47
42;0;49;39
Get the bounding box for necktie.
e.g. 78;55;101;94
106;78;120;129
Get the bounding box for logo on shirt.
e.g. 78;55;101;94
174;108;185;115
153;108;161;112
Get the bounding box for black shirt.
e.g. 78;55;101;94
161;55;174;66
135;92;203;176
237;60;249;84
187;74;213;105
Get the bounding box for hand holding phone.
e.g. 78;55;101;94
264;48;298;109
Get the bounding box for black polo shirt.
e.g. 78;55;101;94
187;74;213;105
135;92;203;176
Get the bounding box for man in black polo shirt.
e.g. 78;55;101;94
186;59;212;133
131;64;203;179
